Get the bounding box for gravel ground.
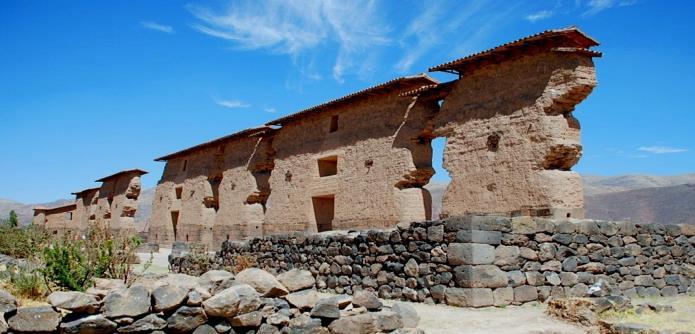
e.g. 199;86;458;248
134;247;172;274
382;299;587;334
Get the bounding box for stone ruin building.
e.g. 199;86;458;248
33;169;147;238
148;27;601;250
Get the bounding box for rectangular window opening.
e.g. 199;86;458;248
175;186;183;199
329;115;339;133
171;211;179;240
312;195;335;232
66;212;73;220
317;155;338;177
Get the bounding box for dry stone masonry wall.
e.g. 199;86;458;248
171;216;695;308
0;268;423;334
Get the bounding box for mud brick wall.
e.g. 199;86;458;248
170;216;695;307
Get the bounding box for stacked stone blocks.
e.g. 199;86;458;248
171;216;695;308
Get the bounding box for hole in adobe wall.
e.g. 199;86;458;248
329;115;339;133
566;213;571;218
285;171;292;182
487;133;501;152
317;155;338;177
171;211;179;240
175;186;183;199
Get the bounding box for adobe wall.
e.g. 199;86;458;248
94;172;143;236
263;93;436;235
171;216;695;307
73;189;98;236
434;52;596;219
149;135;274;248
38;205;78;238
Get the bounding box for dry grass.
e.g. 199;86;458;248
599;295;695;333
233;254;258;273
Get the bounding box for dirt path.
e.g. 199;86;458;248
384;300;587;334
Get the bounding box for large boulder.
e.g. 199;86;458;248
310;298;340;319
152;284;188;313
93;278;126;291
352;290;382;311
235;268;289;297
0;289;18;314
231;311;263;327
102;285;151;318
8;306;61;333
328;313;377;334
277;269;315;292
167;306;207;334
48;291;100;314
159;273;200;292
59;314;116;334
116;314;166;333
284;289;320;310
197;270;234;294
391;302;419;328
202;284;260;318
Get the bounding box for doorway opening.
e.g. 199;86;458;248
426;137;450;220
170;211;179;240
312;195;335;232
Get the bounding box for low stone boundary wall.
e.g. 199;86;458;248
170;216;695;307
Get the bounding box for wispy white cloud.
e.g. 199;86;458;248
187;0;389;82
525;10;554;22
394;1;516;73
584;0;637;16
215;99;250;108
638;146;688;154
141;21;175;34
264;107;277;113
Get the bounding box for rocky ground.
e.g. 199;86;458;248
0;267;424;333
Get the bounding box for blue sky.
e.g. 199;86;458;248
1;0;694;203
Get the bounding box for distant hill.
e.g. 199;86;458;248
0;198;74;226
582;173;695;196
2;173;694;228
0;188;155;228
426;174;695;223
585;184;695;225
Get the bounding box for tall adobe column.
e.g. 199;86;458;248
429;27;600;219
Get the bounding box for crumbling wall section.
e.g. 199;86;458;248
95;173;142;236
434;52;596;219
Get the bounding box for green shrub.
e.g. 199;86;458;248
41;240;93;291
40;223;143;291
0;225;49;259
9;267;47;299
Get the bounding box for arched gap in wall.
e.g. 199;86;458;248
426;136;450;220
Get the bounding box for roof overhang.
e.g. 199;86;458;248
96;169;148;182
429;26;601;75
266;74;439;126
154;126;273;162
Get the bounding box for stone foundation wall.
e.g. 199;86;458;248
170;216;695;307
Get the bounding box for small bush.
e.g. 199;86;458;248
233;254;258;273
40;223;144;291
9;267;47;299
41;240;93;291
0;225;49;259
